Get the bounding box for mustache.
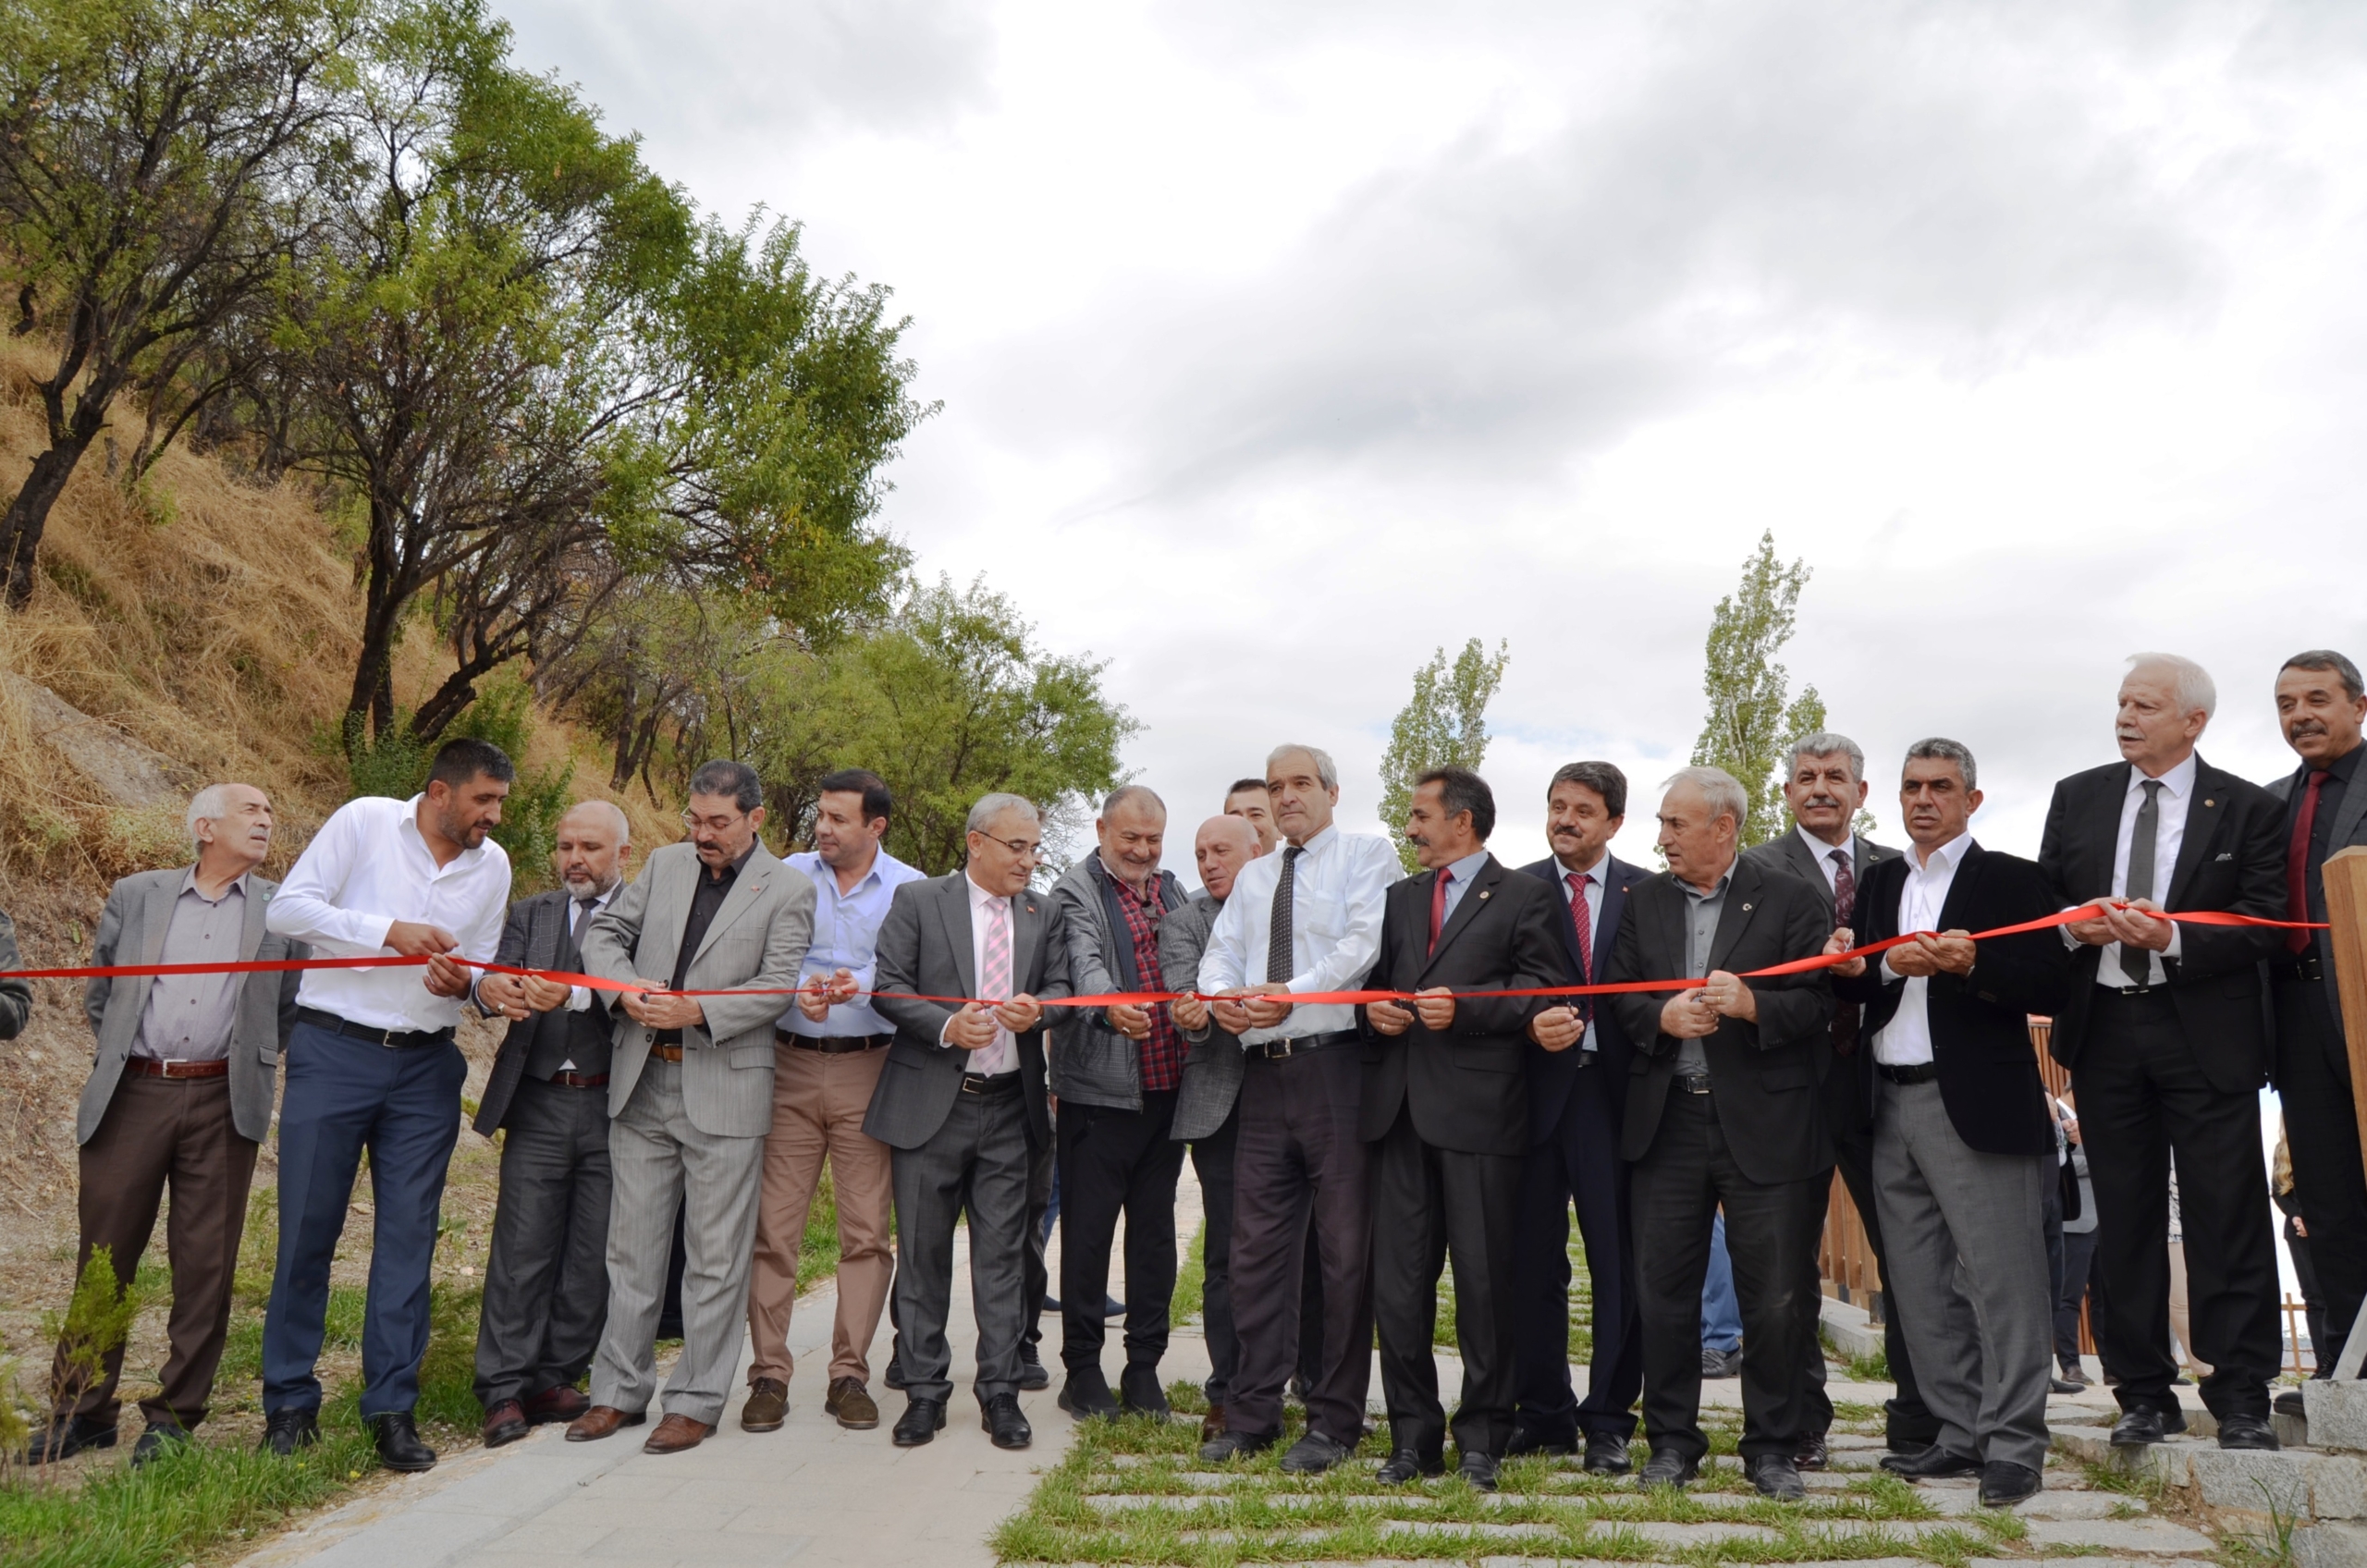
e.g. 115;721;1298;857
1798;793;1844;809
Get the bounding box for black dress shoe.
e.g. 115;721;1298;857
2051;1377;2080;1394
2109;1406;2186;1447
1058;1368;1120;1420
1377;1449;1443;1484
1456;1451;1500;1492
1795;1429;1829;1471
1119;1364;1171;1416
368;1411;437;1473
259;1408;319;1456
885;1353;907;1391
893;1397;948;1447
2219;1414;2280;1451
1747;1453;1806;1501
1017;1352;1050;1392
1881;1444;1981;1479
130;1422;190;1467
982;1392;1032;1450
1637;1447;1699;1489
1199;1428;1277;1464
1506;1423;1576;1457
1980;1460;2042;1507
25;1415;116;1464
2275;1388;2309;1418
1583;1433;1634;1475
1280;1430;1354;1474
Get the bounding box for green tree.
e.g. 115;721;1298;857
1688;531;1830;847
1377;638;1510;873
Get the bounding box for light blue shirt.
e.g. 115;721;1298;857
777;846;925;1038
1435;849;1493;925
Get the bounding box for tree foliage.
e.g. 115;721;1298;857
1378;638;1510;874
1688;531;1830;848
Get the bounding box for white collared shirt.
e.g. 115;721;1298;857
2094;753;2195;986
1199;824;1400;1046
1552;850;1609;1055
266;794;511;1033
1796;825;1855;897
942;869;1019;1075
1872;831;1975;1067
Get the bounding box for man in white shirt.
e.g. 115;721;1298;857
260;739;516;1474
1197;743;1400;1474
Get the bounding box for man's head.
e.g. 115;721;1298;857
2116;653;2214;777
1546;762;1625;873
187;783;273;873
683;759;765;870
553;801;632;898
2276;651;2367;768
1781;732;1869;848
423;738;514;851
812;768;891;872
1405;766;1492;870
1897;739;1982;853
1223;777;1280;853
1656;766;1745;888
1195;815;1261;901
965;792;1042;896
1097;784;1167;890
1264;744;1339;846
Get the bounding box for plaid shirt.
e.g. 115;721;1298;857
1110;869;1185;1093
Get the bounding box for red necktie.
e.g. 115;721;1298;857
1428;867;1453;954
2288;769;2331;955
1829;849;1861;1057
1565;872;1594;1023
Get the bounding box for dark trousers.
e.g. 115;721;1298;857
60;1075;258;1431
1800;1067;1936;1446
1059;1090;1186;1372
264;1023;466;1418
1372;1103;1522;1460
1512;1063;1643;1444
1227;1045;1371;1445
1631;1091;1823;1462
1190;1111;1241;1403
2074;989;2282;1420
2286;1212;2330;1370
890;1084;1034;1405
2057;1228;2099;1368
474;1076;613;1409
2277;976;2367;1368
1026;1132;1053;1359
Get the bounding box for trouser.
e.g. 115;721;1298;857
1630;1090;1823;1463
60;1074;257;1431
746;1041;896;1387
474;1075;612;1409
1189;1110;1241;1404
587;1060;767;1426
891;1083;1034;1405
1059;1090;1186;1373
1871;1078;2053;1472
1371;1103;1522;1461
1512;1061;1643;1444
1702;1216;1742;1352
1800;1071;1936;1446
2057;1229;2099;1368
264;1023;465;1418
2074;989;2281;1421
2277;975;2367;1370
1226;1044;1372;1445
1025;1133;1053;1360
2286;1212;2330;1372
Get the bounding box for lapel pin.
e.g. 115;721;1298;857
1742;902;1753;912
1478;889;1490;900
2204;799;2215;807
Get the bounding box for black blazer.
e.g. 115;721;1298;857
2036;755;2287;1095
1516;852;1650;1143
474;888;617;1135
1740;829;1903;1124
1601;855;1835;1183
1831;843;2068;1157
1358;853;1565;1157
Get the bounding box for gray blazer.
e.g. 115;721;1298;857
78;868;305;1145
2269;761;2367;1081
580;840;815;1139
0;908;31;1039
1160;890;1244;1142
1048;855;1190;1112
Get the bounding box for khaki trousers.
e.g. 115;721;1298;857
745;1041;895;1386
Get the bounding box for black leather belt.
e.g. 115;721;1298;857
960;1072;1021;1096
1249;1029;1355;1061
1878;1060;1941;1085
2100;982;2171;1000
1672;1072;1713;1095
2275;955;2326;984
298;1008;454;1050
779;1030;890;1053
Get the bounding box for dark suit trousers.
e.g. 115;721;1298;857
891;1083;1033;1404
1060;1090;1187;1372
474;1076;613;1409
1631;1091;1823;1462
1227;1045;1372;1445
1513;1060;1642;1444
60;1075;258;1430
1190;1110;1241;1403
1372;1102;1522;1459
2277;976;2367;1368
1026;1133;1052;1359
2075;989;2282;1420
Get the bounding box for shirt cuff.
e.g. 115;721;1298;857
2164;924;2183;962
938;1015;958;1049
1879;955;1902;983
568;986;591;1012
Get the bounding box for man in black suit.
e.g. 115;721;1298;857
1509;761;1650;1475
2038;653;2286;1451
1827;741;2070;1508
1739;734;1935;1463
1361;768;1564;1491
1600;766;1834;1500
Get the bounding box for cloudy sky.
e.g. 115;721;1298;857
500;0;2367;876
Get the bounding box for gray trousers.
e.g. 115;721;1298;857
891;1084;1033;1406
1871;1077;2053;1471
474;1076;613;1409
588;1061;766;1426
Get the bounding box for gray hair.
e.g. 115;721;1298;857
186;784;230;848
563;799;632;844
1787;731;1866;783
2125;652;2217;720
966;792;1039;835
1266;742;1338;790
1101;783;1165;818
1902;737;1978;791
2283;649;2365;702
1661;766;1748;830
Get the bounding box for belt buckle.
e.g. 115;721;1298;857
961;1075;983;1094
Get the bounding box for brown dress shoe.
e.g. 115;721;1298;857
483;1399;530;1449
524;1385;591;1425
742;1378;789;1432
566;1404;646;1442
826;1378;879;1430
1201;1403;1228;1444
644;1414;715;1454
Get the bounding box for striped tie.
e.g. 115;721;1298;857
979;895;1013;1073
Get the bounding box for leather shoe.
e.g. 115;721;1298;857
1017;1351;1050;1392
368;1411;437;1472
1200;1402;1228;1444
2275;1388;2309;1418
1583;1433;1634;1476
1636;1447;1699;1489
1457;1451;1501;1492
2109;1406;2186;1447
2050;1377;2080;1394
885;1351;907;1391
1795;1429;1829;1471
1747;1452;1806;1501
129;1422;190;1467
1700;1345;1743;1378
1059;1367;1120;1420
1120;1364;1171;1417
2220;1413;2281;1451
644;1413;714;1454
523;1385;590;1425
26;1415;117;1464
1506;1422;1576;1457
1980;1460;2042;1507
482;1399;530;1449
1201;1427;1276;1463
826;1378;879;1430
1377;1448;1443;1484
566;1404;645;1442
982;1391;1032;1450
893;1397;948;1447
1882;1444;1981;1479
259;1408;318;1456
741;1378;789;1432
1280;1430;1354;1474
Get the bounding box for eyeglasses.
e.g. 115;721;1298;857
979;834;1045;860
681;810;746;834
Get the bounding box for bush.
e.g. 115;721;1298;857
337;676;573;889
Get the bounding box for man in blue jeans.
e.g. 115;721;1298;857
1701;1213;1744;1378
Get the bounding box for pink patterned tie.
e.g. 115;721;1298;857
978;895;1013;1074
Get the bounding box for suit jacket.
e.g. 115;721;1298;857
1159;890;1245;1143
1831;843;2069;1157
580;840;816;1139
2037;754;2287;1095
1049;855;1192;1112
1601;855;1835;1183
77;868;305;1145
1742;827;1902;1127
473;888;619;1135
2267;756;2367;1083
0;907;31;1040
1359;853;1564;1156
1516;851;1650;1143
862;872;1072;1152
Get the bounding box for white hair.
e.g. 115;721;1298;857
1661;766;1748;830
185;784;230;848
966;791;1039;834
1266;743;1339;790
564;799;632;844
2125;652;2217;720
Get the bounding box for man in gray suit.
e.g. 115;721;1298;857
567;762;815;1456
865;792;1072;1452
28;784;303;1465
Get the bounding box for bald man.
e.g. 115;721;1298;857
470;801;634;1448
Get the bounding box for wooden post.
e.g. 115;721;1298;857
2323;845;2367;1170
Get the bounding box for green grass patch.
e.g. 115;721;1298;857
1172;1221;1208;1329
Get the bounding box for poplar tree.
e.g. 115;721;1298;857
1378;638;1510;873
1688;531;1831;847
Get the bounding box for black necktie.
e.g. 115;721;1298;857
1266;846;1304;986
2122;778;2163;986
570;895;597;954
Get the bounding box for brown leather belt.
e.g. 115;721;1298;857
779;1030;890;1053
649;1044;685;1063
127;1056;229;1080
549;1071;609;1088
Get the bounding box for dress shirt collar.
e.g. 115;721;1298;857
2311;742;2365;784
1098;851;1158;900
178;865;252;903
1678;864;1734;901
1288;823;1339;859
700;843;755;884
2129;752;2199;799
1795;823;1853;874
1439;848;1491;888
1907;830;1975;876
821;845;889;898
1553;847;1608;884
965;868;1009;912
400;793;493;872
